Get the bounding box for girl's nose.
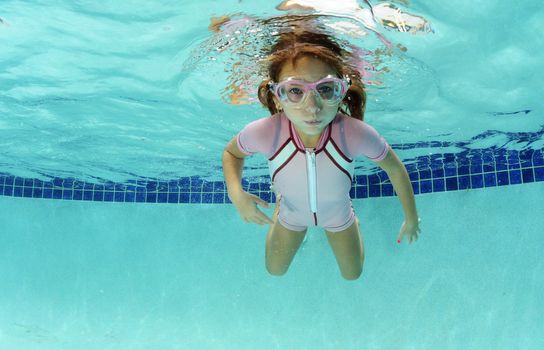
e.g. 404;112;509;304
304;91;322;113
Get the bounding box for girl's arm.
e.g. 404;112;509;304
222;138;273;225
376;148;421;243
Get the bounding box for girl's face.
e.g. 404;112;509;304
274;55;341;140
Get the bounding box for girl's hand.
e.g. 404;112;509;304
397;217;421;244
230;191;273;225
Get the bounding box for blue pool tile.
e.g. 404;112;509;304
93;191;103;201
83;191;93;201
157;182;168;192
470;163;483;174
408;171;419;181
103;191;114;202
53;189;63;199
405;163;417;173
202;181;214;192
411;182;420;195
509;170;522;184
157;192;168;203
354;175;368;185
495;160;508;171
432;168;445;178
355;186;368;199
125;191;135;202
202;193;213;204
482;151;494;163
168;180;179;191
190;177;203;190
43;188;52;199
369;185;381;197
13;187;23;197
213;193;225;204
368;174;380;185
259;182;271;192
420;180;432;194
33;187;43;198
497;171;509;186
349;187;356;198
15;177;24;186
84;183;94;190
458;165;470;176
168;193;179;203
522;168;534;183
146;181;158;192
471;175;484;188
114;183;126;191
433;179;445;192
135;192;146;203
34;179;43;188
24;178;33;187
73;190;83;200
520;150;533;167
249;183;260;192
446;177;458;191
64;178;74;188
458;176;470;190
377;171;389;182
382;184;394;196
533;151;544;166
419;169;431;180
114;192;125;202
483;163;495;172
53;178;63;187
534;167;544;181
5;176;15;186
190;193;202;203
146;192;157;203
214;181;226;192
178;178;190;191
484;173;496;187
260;191;271;203
94;184;104;191
23;187;33;197
62;189;73;200
179;193;190;203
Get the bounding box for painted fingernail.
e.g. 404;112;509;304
397;240;400;244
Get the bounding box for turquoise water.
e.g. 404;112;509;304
1;0;543;349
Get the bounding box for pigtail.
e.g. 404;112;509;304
341;81;366;121
258;79;280;115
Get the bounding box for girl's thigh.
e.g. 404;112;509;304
265;197;307;275
325;217;364;280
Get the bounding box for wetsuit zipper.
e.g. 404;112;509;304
305;149;318;225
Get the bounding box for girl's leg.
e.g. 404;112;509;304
265;196;307;276
325;217;364;280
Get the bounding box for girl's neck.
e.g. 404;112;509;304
293;126;322;149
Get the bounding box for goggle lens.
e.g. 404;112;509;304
271;76;349;106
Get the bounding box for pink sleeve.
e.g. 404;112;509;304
345;119;389;161
236;116;279;158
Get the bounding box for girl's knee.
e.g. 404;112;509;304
340;264;363;280
266;263;289;276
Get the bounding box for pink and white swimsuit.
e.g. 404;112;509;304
236;112;389;232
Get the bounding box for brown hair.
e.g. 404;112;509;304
257;31;366;120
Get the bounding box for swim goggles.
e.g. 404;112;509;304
268;75;351;106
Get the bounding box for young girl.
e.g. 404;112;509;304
222;31;420;280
